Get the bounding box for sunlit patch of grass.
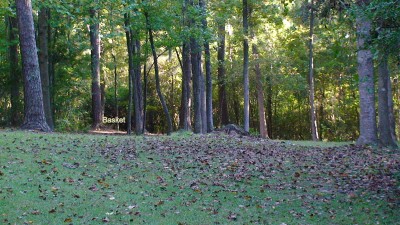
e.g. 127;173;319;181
282;140;353;148
0;131;398;224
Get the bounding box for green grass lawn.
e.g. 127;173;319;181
0;130;399;225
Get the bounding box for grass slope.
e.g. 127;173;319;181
0;131;399;225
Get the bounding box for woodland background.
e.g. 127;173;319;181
0;0;399;142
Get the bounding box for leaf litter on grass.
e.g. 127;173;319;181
0;131;399;224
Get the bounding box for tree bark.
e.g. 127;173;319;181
133;37;144;135
8;14;22;126
242;0;250;133
378;53;398;148
38;7;54;130
180;42;192;130
355;3;377;145
200;67;207;133
146;12;173;135
125;13;134;134
89;5;102;130
188;0;204;134
16;0;50;132
178;0;192;131
191;36;203;134
199;0;213;132
252;43;268;138
308;0;319;141
217;22;229;126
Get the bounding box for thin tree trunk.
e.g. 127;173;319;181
200;68;207;133
89;5;102;130
199;0;213;132
8;14;21;126
387;73;397;142
378;53;397;148
143;34;149;134
146;12;173;135
355;2;377;145
112;53;119;131
319;87;325;140
242;0;250;132
266;66;273;138
125;13;133;134
38;7;53;130
252;43;268;138
16;0;50;132
217;22;229;126
308;0;319;141
48;14;57;121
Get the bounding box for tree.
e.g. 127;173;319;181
355;0;377;145
377;53;397;148
249;4;268;139
308;0;319;141
15;0;50;132
179;0;192;131
242;0;250;133
89;2;102;130
125;12;134;134
189;0;205;134
7;11;21;126
145;11;173;135
179;43;192;131
200;0;214;132
38;7;54;129
217;21;229;126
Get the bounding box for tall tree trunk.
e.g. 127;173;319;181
188;0;204;134
199;0;213;132
38;8;54;130
378;53;397;148
178;0;192;131
48;13;57;122
125;13;134;134
242;0;250;132
16;0;50;132
8;14;21;126
252;43;268;138
89;5;102;130
146;12;173;135
217;22;229;126
133;37;144;135
355;1;377;145
191;37;203;134
180;43;192;130
308;0;319;141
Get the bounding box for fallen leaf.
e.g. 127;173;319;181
31;210;40;215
